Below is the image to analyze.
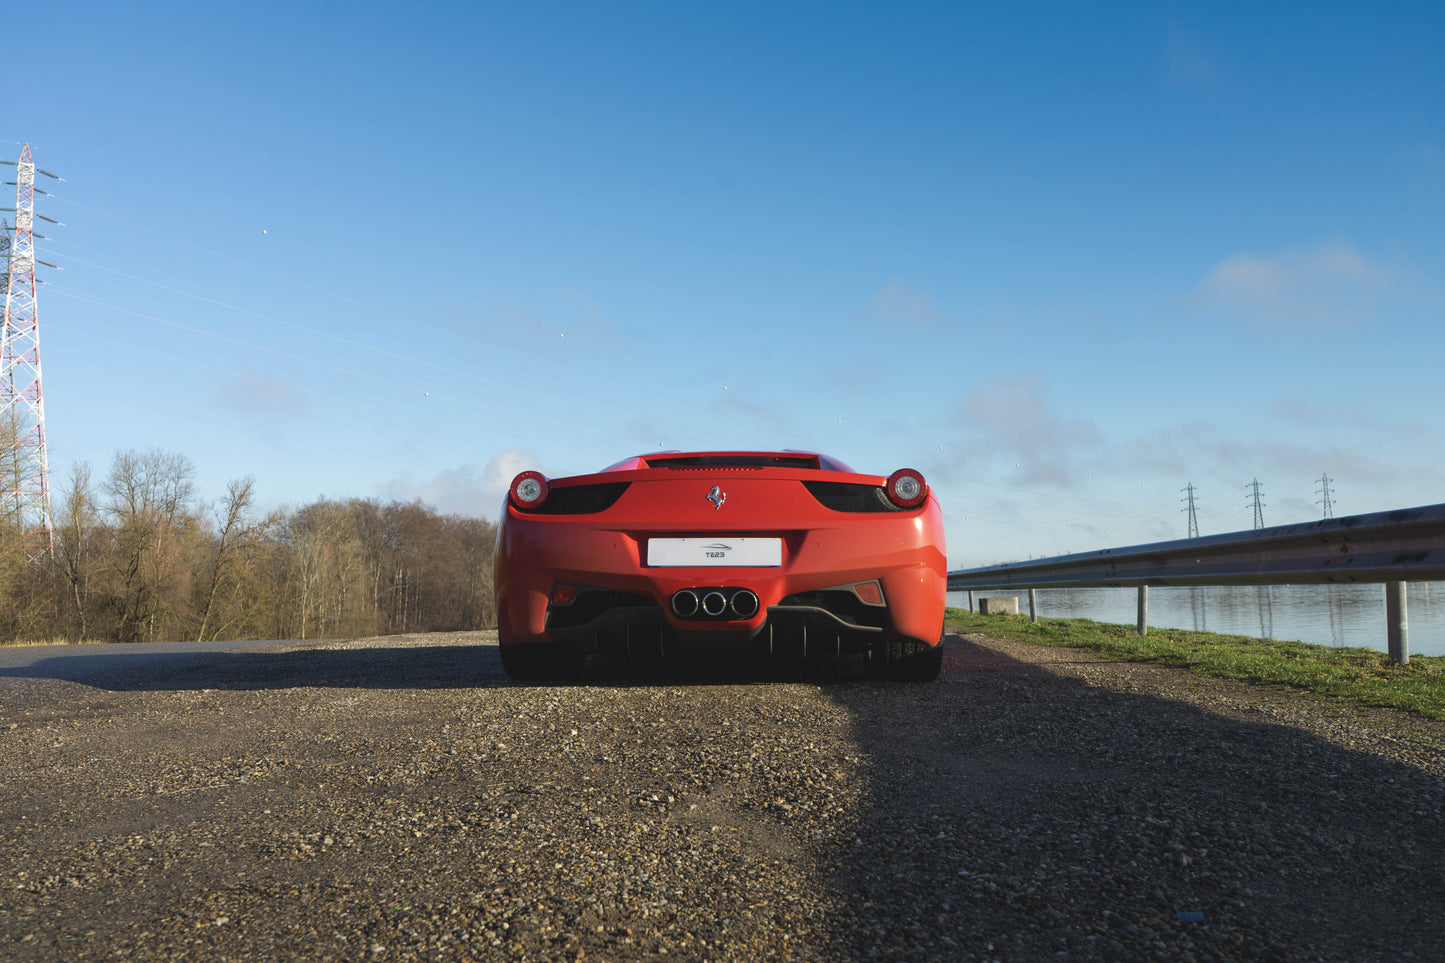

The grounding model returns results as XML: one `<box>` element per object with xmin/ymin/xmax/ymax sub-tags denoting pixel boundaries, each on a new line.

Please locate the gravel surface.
<box><xmin>2</xmin><ymin>629</ymin><xmax>1444</xmax><ymax>961</ymax></box>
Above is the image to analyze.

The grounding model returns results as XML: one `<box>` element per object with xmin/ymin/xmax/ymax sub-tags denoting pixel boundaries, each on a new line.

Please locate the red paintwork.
<box><xmin>494</xmin><ymin>451</ymin><xmax>945</xmax><ymax>652</ymax></box>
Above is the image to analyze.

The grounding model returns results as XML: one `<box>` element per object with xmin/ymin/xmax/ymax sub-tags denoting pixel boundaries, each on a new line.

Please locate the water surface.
<box><xmin>947</xmin><ymin>583</ymin><xmax>1445</xmax><ymax>657</ymax></box>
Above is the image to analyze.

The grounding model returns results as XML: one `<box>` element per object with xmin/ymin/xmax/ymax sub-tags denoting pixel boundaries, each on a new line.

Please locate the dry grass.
<box><xmin>0</xmin><ymin>636</ymin><xmax>109</xmax><ymax>648</ymax></box>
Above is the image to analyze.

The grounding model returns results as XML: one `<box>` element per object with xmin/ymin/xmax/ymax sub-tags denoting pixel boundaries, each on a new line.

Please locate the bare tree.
<box><xmin>195</xmin><ymin>476</ymin><xmax>276</xmax><ymax>642</ymax></box>
<box><xmin>284</xmin><ymin>500</ymin><xmax>373</xmax><ymax>640</ymax></box>
<box><xmin>348</xmin><ymin>501</ymin><xmax>496</xmax><ymax>634</ymax></box>
<box><xmin>101</xmin><ymin>449</ymin><xmax>199</xmax><ymax>642</ymax></box>
<box><xmin>52</xmin><ymin>462</ymin><xmax>99</xmax><ymax>639</ymax></box>
<box><xmin>0</xmin><ymin>441</ymin><xmax>501</xmax><ymax>642</ymax></box>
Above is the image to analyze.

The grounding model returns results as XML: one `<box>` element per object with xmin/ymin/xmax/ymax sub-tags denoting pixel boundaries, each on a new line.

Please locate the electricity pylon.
<box><xmin>1246</xmin><ymin>478</ymin><xmax>1266</xmax><ymax>530</ymax></box>
<box><xmin>1316</xmin><ymin>473</ymin><xmax>1335</xmax><ymax>519</ymax></box>
<box><xmin>1</xmin><ymin>144</ymin><xmax>59</xmax><ymax>559</ymax></box>
<box><xmin>1181</xmin><ymin>483</ymin><xmax>1199</xmax><ymax>538</ymax></box>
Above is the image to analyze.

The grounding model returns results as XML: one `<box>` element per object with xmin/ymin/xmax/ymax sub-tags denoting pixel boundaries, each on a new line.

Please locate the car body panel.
<box><xmin>494</xmin><ymin>452</ymin><xmax>946</xmax><ymax>670</ymax></box>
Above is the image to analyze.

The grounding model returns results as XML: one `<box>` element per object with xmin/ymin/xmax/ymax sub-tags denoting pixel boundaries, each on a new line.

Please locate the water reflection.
<box><xmin>1256</xmin><ymin>586</ymin><xmax>1274</xmax><ymax>643</ymax></box>
<box><xmin>1190</xmin><ymin>586</ymin><xmax>1207</xmax><ymax>634</ymax></box>
<box><xmin>947</xmin><ymin>582</ymin><xmax>1445</xmax><ymax>657</ymax></box>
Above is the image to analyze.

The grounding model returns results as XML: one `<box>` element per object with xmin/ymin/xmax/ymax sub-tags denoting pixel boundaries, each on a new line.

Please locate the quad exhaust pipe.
<box><xmin>730</xmin><ymin>589</ymin><xmax>760</xmax><ymax>618</ymax></box>
<box><xmin>702</xmin><ymin>590</ymin><xmax>728</xmax><ymax>617</ymax></box>
<box><xmin>671</xmin><ymin>587</ymin><xmax>759</xmax><ymax>621</ymax></box>
<box><xmin>672</xmin><ymin>589</ymin><xmax>700</xmax><ymax>617</ymax></box>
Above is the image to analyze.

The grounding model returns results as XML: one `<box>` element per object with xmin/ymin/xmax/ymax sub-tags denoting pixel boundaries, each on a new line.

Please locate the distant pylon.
<box><xmin>1316</xmin><ymin>473</ymin><xmax>1335</xmax><ymax>519</ymax></box>
<box><xmin>1</xmin><ymin>144</ymin><xmax>59</xmax><ymax>559</ymax></box>
<box><xmin>1246</xmin><ymin>478</ymin><xmax>1266</xmax><ymax>530</ymax></box>
<box><xmin>1181</xmin><ymin>483</ymin><xmax>1200</xmax><ymax>538</ymax></box>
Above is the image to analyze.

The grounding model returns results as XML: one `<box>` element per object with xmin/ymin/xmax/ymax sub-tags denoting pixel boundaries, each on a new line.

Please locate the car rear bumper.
<box><xmin>495</xmin><ymin>501</ymin><xmax>946</xmax><ymax>653</ymax></box>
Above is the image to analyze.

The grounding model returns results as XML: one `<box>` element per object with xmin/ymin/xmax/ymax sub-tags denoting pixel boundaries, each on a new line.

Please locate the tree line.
<box><xmin>2</xmin><ymin>449</ymin><xmax>498</xmax><ymax>644</ymax></box>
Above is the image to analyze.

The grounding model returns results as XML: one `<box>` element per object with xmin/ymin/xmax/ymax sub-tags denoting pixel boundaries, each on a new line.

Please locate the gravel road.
<box><xmin>2</xmin><ymin>629</ymin><xmax>1444</xmax><ymax>962</ymax></box>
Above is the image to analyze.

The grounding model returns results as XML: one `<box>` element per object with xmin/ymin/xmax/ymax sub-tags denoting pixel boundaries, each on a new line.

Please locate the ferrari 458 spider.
<box><xmin>494</xmin><ymin>451</ymin><xmax>946</xmax><ymax>681</ymax></box>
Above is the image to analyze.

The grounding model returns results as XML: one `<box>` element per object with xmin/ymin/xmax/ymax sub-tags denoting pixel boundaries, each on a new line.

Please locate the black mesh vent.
<box><xmin>647</xmin><ymin>454</ymin><xmax>819</xmax><ymax>469</ymax></box>
<box><xmin>776</xmin><ymin>589</ymin><xmax>890</xmax><ymax>629</ymax></box>
<box><xmin>802</xmin><ymin>481</ymin><xmax>906</xmax><ymax>513</ymax></box>
<box><xmin>547</xmin><ymin>590</ymin><xmax>656</xmax><ymax>630</ymax></box>
<box><xmin>520</xmin><ymin>482</ymin><xmax>630</xmax><ymax>515</ymax></box>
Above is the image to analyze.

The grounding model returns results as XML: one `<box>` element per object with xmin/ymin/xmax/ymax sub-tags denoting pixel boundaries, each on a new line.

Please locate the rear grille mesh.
<box><xmin>802</xmin><ymin>481</ymin><xmax>906</xmax><ymax>513</ymax></box>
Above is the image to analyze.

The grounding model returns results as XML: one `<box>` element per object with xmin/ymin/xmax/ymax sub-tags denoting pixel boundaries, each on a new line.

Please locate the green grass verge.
<box><xmin>945</xmin><ymin>607</ymin><xmax>1445</xmax><ymax>722</ymax></box>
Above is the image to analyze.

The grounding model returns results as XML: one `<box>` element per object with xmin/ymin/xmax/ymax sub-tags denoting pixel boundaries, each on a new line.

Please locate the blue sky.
<box><xmin>6</xmin><ymin>1</ymin><xmax>1442</xmax><ymax>567</ymax></box>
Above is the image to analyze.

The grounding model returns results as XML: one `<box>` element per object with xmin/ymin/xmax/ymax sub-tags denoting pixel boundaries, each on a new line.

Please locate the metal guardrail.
<box><xmin>946</xmin><ymin>502</ymin><xmax>1445</xmax><ymax>664</ymax></box>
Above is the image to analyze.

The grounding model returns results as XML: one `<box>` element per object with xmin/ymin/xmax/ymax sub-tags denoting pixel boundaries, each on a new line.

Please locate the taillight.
<box><xmin>885</xmin><ymin>468</ymin><xmax>928</xmax><ymax>508</ymax></box>
<box><xmin>509</xmin><ymin>470</ymin><xmax>549</xmax><ymax>509</ymax></box>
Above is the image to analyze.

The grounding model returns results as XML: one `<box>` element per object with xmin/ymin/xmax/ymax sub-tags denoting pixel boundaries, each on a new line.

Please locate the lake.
<box><xmin>946</xmin><ymin>582</ymin><xmax>1445</xmax><ymax>658</ymax></box>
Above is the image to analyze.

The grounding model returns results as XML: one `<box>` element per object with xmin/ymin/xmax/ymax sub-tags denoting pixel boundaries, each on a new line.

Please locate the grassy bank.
<box><xmin>945</xmin><ymin>608</ymin><xmax>1445</xmax><ymax>722</ymax></box>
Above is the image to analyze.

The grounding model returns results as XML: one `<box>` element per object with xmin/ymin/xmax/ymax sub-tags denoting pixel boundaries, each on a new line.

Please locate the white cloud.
<box><xmin>481</xmin><ymin>448</ymin><xmax>541</xmax><ymax>508</ymax></box>
<box><xmin>1195</xmin><ymin>242</ymin><xmax>1395</xmax><ymax>327</ymax></box>
<box><xmin>1164</xmin><ymin>23</ymin><xmax>1221</xmax><ymax>91</ymax></box>
<box><xmin>1414</xmin><ymin>143</ymin><xmax>1445</xmax><ymax>175</ymax></box>
<box><xmin>384</xmin><ymin>447</ymin><xmax>541</xmax><ymax>519</ymax></box>
<box><xmin>1121</xmin><ymin>426</ymin><xmax>1393</xmax><ymax>486</ymax></box>
<box><xmin>951</xmin><ymin>374</ymin><xmax>1104</xmax><ymax>486</ymax></box>
<box><xmin>863</xmin><ymin>279</ymin><xmax>949</xmax><ymax>330</ymax></box>
<box><xmin>213</xmin><ymin>372</ymin><xmax>309</xmax><ymax>418</ymax></box>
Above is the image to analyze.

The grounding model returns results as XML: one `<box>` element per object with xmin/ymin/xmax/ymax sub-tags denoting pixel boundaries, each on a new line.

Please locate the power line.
<box><xmin>41</xmin><ymin>185</ymin><xmax>789</xmax><ymax>454</ymax></box>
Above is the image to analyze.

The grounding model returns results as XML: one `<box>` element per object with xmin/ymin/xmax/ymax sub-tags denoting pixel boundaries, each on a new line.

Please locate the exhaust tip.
<box><xmin>671</xmin><ymin>589</ymin><xmax>700</xmax><ymax>617</ymax></box>
<box><xmin>701</xmin><ymin>591</ymin><xmax>728</xmax><ymax>617</ymax></box>
<box><xmin>730</xmin><ymin>589</ymin><xmax>759</xmax><ymax>618</ymax></box>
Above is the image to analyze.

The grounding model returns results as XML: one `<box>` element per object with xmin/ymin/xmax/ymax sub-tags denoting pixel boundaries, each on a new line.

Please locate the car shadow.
<box><xmin>0</xmin><ymin>635</ymin><xmax>869</xmax><ymax>692</ymax></box>
<box><xmin>0</xmin><ymin>640</ymin><xmax>512</xmax><ymax>692</ymax></box>
<box><xmin>815</xmin><ymin>631</ymin><xmax>1445</xmax><ymax>961</ymax></box>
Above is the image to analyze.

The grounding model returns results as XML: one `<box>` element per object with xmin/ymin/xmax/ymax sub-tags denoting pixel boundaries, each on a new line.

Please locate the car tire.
<box><xmin>500</xmin><ymin>640</ymin><xmax>584</xmax><ymax>682</ymax></box>
<box><xmin>899</xmin><ymin>641</ymin><xmax>944</xmax><ymax>683</ymax></box>
<box><xmin>866</xmin><ymin>637</ymin><xmax>943</xmax><ymax>683</ymax></box>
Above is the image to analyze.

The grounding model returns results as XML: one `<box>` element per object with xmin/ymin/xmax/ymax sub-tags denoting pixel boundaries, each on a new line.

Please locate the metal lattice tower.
<box><xmin>1</xmin><ymin>144</ymin><xmax>58</xmax><ymax>559</ymax></box>
<box><xmin>1246</xmin><ymin>478</ymin><xmax>1266</xmax><ymax>530</ymax></box>
<box><xmin>1181</xmin><ymin>483</ymin><xmax>1200</xmax><ymax>538</ymax></box>
<box><xmin>1316</xmin><ymin>473</ymin><xmax>1335</xmax><ymax>519</ymax></box>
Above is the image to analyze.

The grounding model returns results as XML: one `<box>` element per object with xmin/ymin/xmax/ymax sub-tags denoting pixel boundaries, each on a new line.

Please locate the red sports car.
<box><xmin>494</xmin><ymin>451</ymin><xmax>946</xmax><ymax>681</ymax></box>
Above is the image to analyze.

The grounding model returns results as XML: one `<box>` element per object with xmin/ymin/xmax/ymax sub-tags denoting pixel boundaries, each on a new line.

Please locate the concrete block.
<box><xmin>979</xmin><ymin>596</ymin><xmax>1019</xmax><ymax>616</ymax></box>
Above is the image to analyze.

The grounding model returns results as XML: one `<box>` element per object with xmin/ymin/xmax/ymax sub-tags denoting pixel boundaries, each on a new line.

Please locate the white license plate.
<box><xmin>648</xmin><ymin>537</ymin><xmax>782</xmax><ymax>567</ymax></box>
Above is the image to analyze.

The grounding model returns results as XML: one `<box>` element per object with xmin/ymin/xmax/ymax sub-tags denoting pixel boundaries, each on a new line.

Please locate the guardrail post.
<box><xmin>1137</xmin><ymin>586</ymin><xmax>1149</xmax><ymax>636</ymax></box>
<box><xmin>1028</xmin><ymin>589</ymin><xmax>1037</xmax><ymax>622</ymax></box>
<box><xmin>1386</xmin><ymin>581</ymin><xmax>1409</xmax><ymax>665</ymax></box>
<box><xmin>967</xmin><ymin>590</ymin><xmax>974</xmax><ymax>613</ymax></box>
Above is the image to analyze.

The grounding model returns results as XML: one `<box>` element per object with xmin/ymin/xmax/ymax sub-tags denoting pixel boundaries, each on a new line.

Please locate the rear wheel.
<box><xmin>866</xmin><ymin>637</ymin><xmax>943</xmax><ymax>683</ymax></box>
<box><xmin>500</xmin><ymin>640</ymin><xmax>584</xmax><ymax>682</ymax></box>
